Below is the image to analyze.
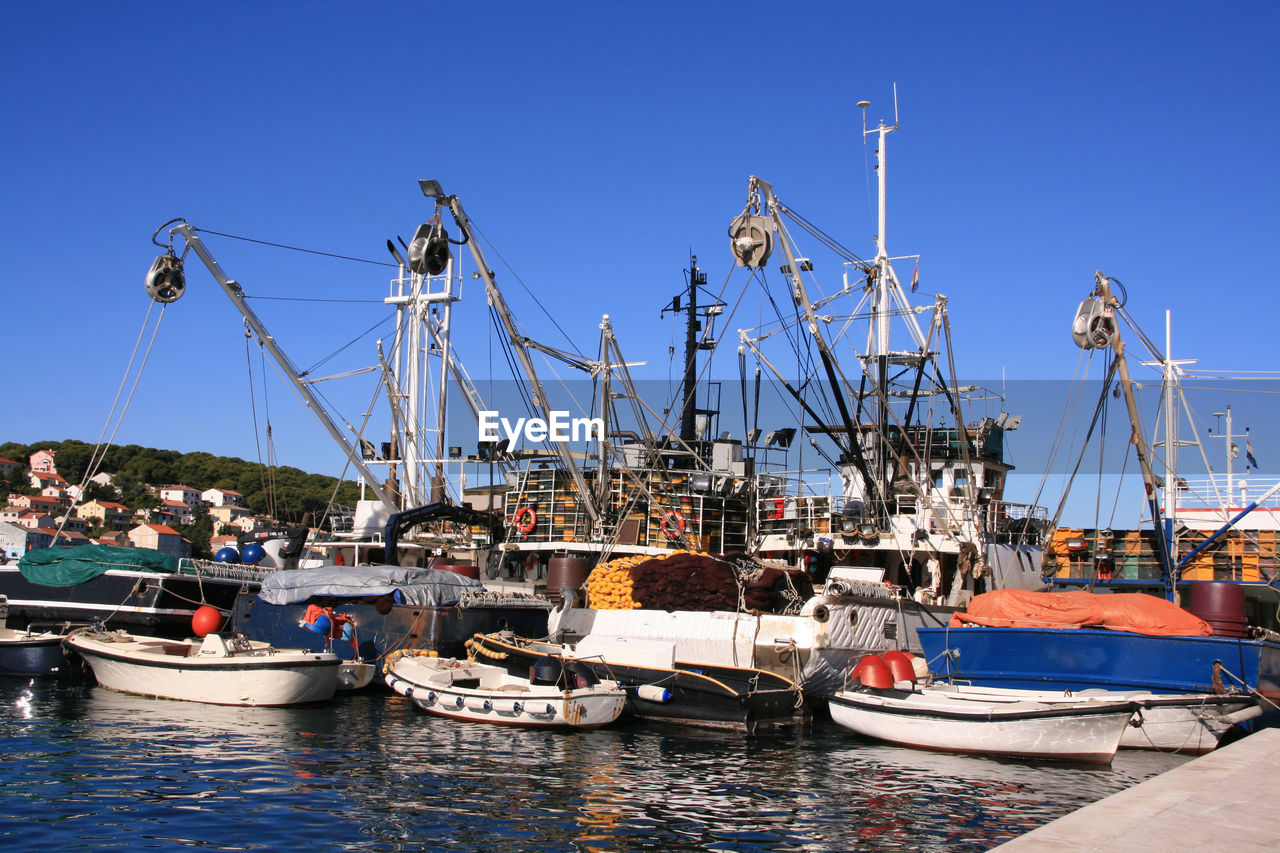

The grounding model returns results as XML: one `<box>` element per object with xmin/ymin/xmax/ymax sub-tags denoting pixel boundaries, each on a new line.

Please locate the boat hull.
<box><xmin>549</xmin><ymin>589</ymin><xmax>954</xmax><ymax>701</ymax></box>
<box><xmin>0</xmin><ymin>628</ymin><xmax>72</xmax><ymax>676</ymax></box>
<box><xmin>385</xmin><ymin>654</ymin><xmax>625</xmax><ymax>729</ymax></box>
<box><xmin>917</xmin><ymin>626</ymin><xmax>1280</xmax><ymax>729</ymax></box>
<box><xmin>925</xmin><ymin>683</ymin><xmax>1258</xmax><ymax>754</ymax></box>
<box><xmin>231</xmin><ymin>594</ymin><xmax>551</xmax><ymax>667</ymax></box>
<box><xmin>470</xmin><ymin>633</ymin><xmax>802</xmax><ymax>733</ymax></box>
<box><xmin>65</xmin><ymin>631</ymin><xmax>339</xmax><ymax>706</ymax></box>
<box><xmin>0</xmin><ymin>564</ymin><xmax>255</xmax><ymax>637</ymax></box>
<box><xmin>829</xmin><ymin>688</ymin><xmax>1136</xmax><ymax>764</ymax></box>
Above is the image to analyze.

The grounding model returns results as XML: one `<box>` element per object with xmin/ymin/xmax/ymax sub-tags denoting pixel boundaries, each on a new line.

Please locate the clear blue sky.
<box><xmin>4</xmin><ymin>2</ymin><xmax>1277</xmax><ymax>525</ymax></box>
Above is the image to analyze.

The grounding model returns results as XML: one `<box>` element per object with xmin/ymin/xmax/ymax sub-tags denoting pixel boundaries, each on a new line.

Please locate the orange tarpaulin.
<box><xmin>950</xmin><ymin>589</ymin><xmax>1214</xmax><ymax>637</ymax></box>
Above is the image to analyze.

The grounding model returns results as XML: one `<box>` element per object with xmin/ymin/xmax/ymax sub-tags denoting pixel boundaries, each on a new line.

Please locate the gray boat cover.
<box><xmin>256</xmin><ymin>565</ymin><xmax>482</xmax><ymax>606</ymax></box>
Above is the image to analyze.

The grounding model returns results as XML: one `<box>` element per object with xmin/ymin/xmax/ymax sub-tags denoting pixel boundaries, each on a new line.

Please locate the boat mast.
<box><xmin>1093</xmin><ymin>272</ymin><xmax>1177</xmax><ymax>597</ymax></box>
<box><xmin>424</xmin><ymin>181</ymin><xmax>603</xmax><ymax>529</ymax></box>
<box><xmin>661</xmin><ymin>255</ymin><xmax>719</xmax><ymax>445</ymax></box>
<box><xmin>170</xmin><ymin>223</ymin><xmax>396</xmax><ymax>509</ymax></box>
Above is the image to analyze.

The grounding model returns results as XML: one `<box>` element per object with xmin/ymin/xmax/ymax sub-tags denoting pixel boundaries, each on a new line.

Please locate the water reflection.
<box><xmin>0</xmin><ymin>680</ymin><xmax>1189</xmax><ymax>851</ymax></box>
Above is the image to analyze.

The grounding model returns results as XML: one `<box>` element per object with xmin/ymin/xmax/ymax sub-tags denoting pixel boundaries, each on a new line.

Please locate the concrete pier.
<box><xmin>996</xmin><ymin>729</ymin><xmax>1280</xmax><ymax>850</ymax></box>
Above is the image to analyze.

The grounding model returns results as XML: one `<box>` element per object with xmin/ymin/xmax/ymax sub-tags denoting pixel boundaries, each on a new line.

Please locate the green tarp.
<box><xmin>18</xmin><ymin>545</ymin><xmax>180</xmax><ymax>587</ymax></box>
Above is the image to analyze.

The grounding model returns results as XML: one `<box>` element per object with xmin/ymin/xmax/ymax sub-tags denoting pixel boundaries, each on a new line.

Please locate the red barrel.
<box><xmin>1187</xmin><ymin>582</ymin><xmax>1248</xmax><ymax>638</ymax></box>
<box><xmin>546</xmin><ymin>556</ymin><xmax>590</xmax><ymax>599</ymax></box>
<box><xmin>431</xmin><ymin>559</ymin><xmax>479</xmax><ymax>580</ymax></box>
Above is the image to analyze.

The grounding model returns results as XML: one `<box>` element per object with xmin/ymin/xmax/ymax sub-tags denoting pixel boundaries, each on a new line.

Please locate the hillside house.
<box><xmin>202</xmin><ymin>488</ymin><xmax>245</xmax><ymax>508</ymax></box>
<box><xmin>29</xmin><ymin>449</ymin><xmax>58</xmax><ymax>474</ymax></box>
<box><xmin>0</xmin><ymin>458</ymin><xmax>22</xmax><ymax>481</ymax></box>
<box><xmin>159</xmin><ymin>485</ymin><xmax>203</xmax><ymax>507</ymax></box>
<box><xmin>9</xmin><ymin>495</ymin><xmax>62</xmax><ymax>516</ymax></box>
<box><xmin>30</xmin><ymin>471</ymin><xmax>67</xmax><ymax>491</ymax></box>
<box><xmin>128</xmin><ymin>523</ymin><xmax>190</xmax><ymax>558</ymax></box>
<box><xmin>0</xmin><ymin>521</ymin><xmax>52</xmax><ymax>559</ymax></box>
<box><xmin>79</xmin><ymin>499</ymin><xmax>133</xmax><ymax>530</ymax></box>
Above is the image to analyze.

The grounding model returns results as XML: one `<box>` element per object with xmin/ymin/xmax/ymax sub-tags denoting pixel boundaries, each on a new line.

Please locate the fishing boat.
<box><xmin>918</xmin><ymin>273</ymin><xmax>1280</xmax><ymax>728</ymax></box>
<box><xmin>0</xmin><ymin>544</ymin><xmax>271</xmax><ymax>640</ymax></box>
<box><xmin>0</xmin><ymin>597</ymin><xmax>81</xmax><ymax>676</ymax></box>
<box><xmin>140</xmin><ymin>218</ymin><xmax>559</xmax><ymax>667</ymax></box>
<box><xmin>530</xmin><ymin>102</ymin><xmax>1046</xmax><ymax>698</ymax></box>
<box><xmin>384</xmin><ymin>649</ymin><xmax>626</xmax><ymax>729</ymax></box>
<box><xmin>64</xmin><ymin>625</ymin><xmax>340</xmax><ymax>706</ymax></box>
<box><xmin>469</xmin><ymin>631</ymin><xmax>803</xmax><ymax>733</ymax></box>
<box><xmin>829</xmin><ymin>654</ymin><xmax>1137</xmax><ymax>764</ymax></box>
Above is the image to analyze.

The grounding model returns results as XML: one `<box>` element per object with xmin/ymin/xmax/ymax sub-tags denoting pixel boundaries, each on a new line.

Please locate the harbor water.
<box><xmin>1</xmin><ymin>678</ymin><xmax>1189</xmax><ymax>851</ymax></box>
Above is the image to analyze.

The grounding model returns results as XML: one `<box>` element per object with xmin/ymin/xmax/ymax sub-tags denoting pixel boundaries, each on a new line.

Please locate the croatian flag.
<box><xmin>1247</xmin><ymin>431</ymin><xmax>1258</xmax><ymax>469</ymax></box>
<box><xmin>911</xmin><ymin>261</ymin><xmax>919</xmax><ymax>292</ymax></box>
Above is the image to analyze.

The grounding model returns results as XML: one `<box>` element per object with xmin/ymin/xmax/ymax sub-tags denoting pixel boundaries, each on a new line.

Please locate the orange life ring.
<box><xmin>770</xmin><ymin>498</ymin><xmax>785</xmax><ymax>520</ymax></box>
<box><xmin>659</xmin><ymin>510</ymin><xmax>685</xmax><ymax>540</ymax></box>
<box><xmin>514</xmin><ymin>506</ymin><xmax>537</xmax><ymax>535</ymax></box>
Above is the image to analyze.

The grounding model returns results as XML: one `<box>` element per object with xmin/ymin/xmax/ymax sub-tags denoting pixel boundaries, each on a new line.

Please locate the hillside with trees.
<box><xmin>0</xmin><ymin>439</ymin><xmax>362</xmax><ymax>527</ymax></box>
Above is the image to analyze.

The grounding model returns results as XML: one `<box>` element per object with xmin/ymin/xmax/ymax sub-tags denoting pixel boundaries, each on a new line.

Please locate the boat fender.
<box><xmin>454</xmin><ymin>696</ymin><xmax>465</xmax><ymax>708</ymax></box>
<box><xmin>636</xmin><ymin>684</ymin><xmax>673</xmax><ymax>703</ymax></box>
<box><xmin>425</xmin><ymin>691</ymin><xmax>437</xmax><ymax>705</ymax></box>
<box><xmin>543</xmin><ymin>704</ymin><xmax>555</xmax><ymax>715</ymax></box>
<box><xmin>881</xmin><ymin>650</ymin><xmax>917</xmax><ymax>684</ymax></box>
<box><xmin>852</xmin><ymin>655</ymin><xmax>894</xmax><ymax>690</ymax></box>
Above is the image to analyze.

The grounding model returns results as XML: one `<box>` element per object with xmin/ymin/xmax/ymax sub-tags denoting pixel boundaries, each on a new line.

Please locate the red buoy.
<box><xmin>191</xmin><ymin>605</ymin><xmax>222</xmax><ymax>637</ymax></box>
<box><xmin>881</xmin><ymin>650</ymin><xmax>918</xmax><ymax>684</ymax></box>
<box><xmin>852</xmin><ymin>655</ymin><xmax>894</xmax><ymax>690</ymax></box>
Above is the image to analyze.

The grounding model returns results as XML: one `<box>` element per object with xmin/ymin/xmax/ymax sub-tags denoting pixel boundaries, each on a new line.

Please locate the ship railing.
<box><xmin>175</xmin><ymin>558</ymin><xmax>278</xmax><ymax>582</ymax></box>
<box><xmin>1175</xmin><ymin>476</ymin><xmax>1280</xmax><ymax>512</ymax></box>
<box><xmin>981</xmin><ymin>500</ymin><xmax>1049</xmax><ymax>545</ymax></box>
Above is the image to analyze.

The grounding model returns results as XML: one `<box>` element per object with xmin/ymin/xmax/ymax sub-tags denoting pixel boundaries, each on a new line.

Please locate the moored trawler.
<box><xmin>920</xmin><ymin>273</ymin><xmax>1280</xmax><ymax>730</ymax></box>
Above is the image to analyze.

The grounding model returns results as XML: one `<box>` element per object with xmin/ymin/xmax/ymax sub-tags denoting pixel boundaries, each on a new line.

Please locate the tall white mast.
<box><xmin>861</xmin><ymin>103</ymin><xmax>898</xmax><ymax>358</ymax></box>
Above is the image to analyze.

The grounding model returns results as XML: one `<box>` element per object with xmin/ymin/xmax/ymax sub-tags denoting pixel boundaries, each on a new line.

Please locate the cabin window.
<box><xmin>983</xmin><ymin>470</ymin><xmax>1002</xmax><ymax>489</ymax></box>
<box><xmin>931</xmin><ymin>468</ymin><xmax>945</xmax><ymax>488</ymax></box>
<box><xmin>953</xmin><ymin>470</ymin><xmax>970</xmax><ymax>487</ymax></box>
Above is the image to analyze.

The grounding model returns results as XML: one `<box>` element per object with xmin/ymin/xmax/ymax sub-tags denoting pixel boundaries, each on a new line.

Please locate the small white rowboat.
<box><xmin>385</xmin><ymin>651</ymin><xmax>626</xmax><ymax>730</ymax></box>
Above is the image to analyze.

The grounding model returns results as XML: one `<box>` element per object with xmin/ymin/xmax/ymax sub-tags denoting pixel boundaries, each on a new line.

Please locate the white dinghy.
<box><xmin>830</xmin><ymin>653</ymin><xmax>1138</xmax><ymax>765</ymax></box>
<box><xmin>65</xmin><ymin>626</ymin><xmax>340</xmax><ymax>706</ymax></box>
<box><xmin>384</xmin><ymin>650</ymin><xmax>626</xmax><ymax>730</ymax></box>
<box><xmin>931</xmin><ymin>682</ymin><xmax>1260</xmax><ymax>755</ymax></box>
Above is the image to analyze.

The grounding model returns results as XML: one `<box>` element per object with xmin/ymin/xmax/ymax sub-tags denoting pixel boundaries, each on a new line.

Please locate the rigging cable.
<box><xmin>63</xmin><ymin>300</ymin><xmax>168</xmax><ymax>536</ymax></box>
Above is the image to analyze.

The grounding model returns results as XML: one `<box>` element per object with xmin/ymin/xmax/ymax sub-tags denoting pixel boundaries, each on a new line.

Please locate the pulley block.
<box><xmin>408</xmin><ymin>221</ymin><xmax>452</xmax><ymax>276</ymax></box>
<box><xmin>145</xmin><ymin>252</ymin><xmax>186</xmax><ymax>303</ymax></box>
<box><xmin>728</xmin><ymin>212</ymin><xmax>773</xmax><ymax>268</ymax></box>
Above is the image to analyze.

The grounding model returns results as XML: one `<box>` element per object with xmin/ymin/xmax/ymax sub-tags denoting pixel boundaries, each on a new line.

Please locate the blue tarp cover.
<box><xmin>257</xmin><ymin>565</ymin><xmax>482</xmax><ymax>606</ymax></box>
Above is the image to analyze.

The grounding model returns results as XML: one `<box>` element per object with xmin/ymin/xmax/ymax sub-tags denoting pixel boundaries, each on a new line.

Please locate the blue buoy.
<box><xmin>304</xmin><ymin>614</ymin><xmax>332</xmax><ymax>636</ymax></box>
<box><xmin>214</xmin><ymin>547</ymin><xmax>240</xmax><ymax>563</ymax></box>
<box><xmin>241</xmin><ymin>543</ymin><xmax>267</xmax><ymax>565</ymax></box>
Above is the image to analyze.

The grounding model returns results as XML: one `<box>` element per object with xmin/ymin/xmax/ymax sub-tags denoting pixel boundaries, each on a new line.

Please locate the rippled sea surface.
<box><xmin>0</xmin><ymin>678</ymin><xmax>1188</xmax><ymax>851</ymax></box>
